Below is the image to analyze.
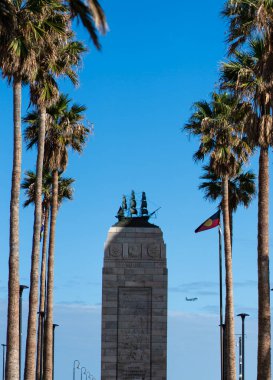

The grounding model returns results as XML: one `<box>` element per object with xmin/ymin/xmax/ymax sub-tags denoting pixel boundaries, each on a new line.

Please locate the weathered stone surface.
<box><xmin>101</xmin><ymin>224</ymin><xmax>167</xmax><ymax>380</ymax></box>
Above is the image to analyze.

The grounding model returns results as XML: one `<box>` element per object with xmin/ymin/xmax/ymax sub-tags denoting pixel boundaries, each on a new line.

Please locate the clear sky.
<box><xmin>0</xmin><ymin>0</ymin><xmax>271</xmax><ymax>379</ymax></box>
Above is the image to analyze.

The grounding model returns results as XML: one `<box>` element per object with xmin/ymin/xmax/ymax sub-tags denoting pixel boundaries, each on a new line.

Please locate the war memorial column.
<box><xmin>101</xmin><ymin>192</ymin><xmax>168</xmax><ymax>380</ymax></box>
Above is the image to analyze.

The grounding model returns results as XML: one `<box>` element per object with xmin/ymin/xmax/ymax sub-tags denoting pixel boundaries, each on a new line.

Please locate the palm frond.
<box><xmin>24</xmin><ymin>93</ymin><xmax>90</xmax><ymax>171</ymax></box>
<box><xmin>199</xmin><ymin>163</ymin><xmax>256</xmax><ymax>212</ymax></box>
<box><xmin>184</xmin><ymin>91</ymin><xmax>253</xmax><ymax>177</ymax></box>
<box><xmin>21</xmin><ymin>168</ymin><xmax>75</xmax><ymax>207</ymax></box>
<box><xmin>68</xmin><ymin>0</ymin><xmax>107</xmax><ymax>49</ymax></box>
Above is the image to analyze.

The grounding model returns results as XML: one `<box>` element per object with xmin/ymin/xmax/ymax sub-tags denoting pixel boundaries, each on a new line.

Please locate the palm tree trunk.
<box><xmin>36</xmin><ymin>204</ymin><xmax>49</xmax><ymax>380</ymax></box>
<box><xmin>24</xmin><ymin>105</ymin><xmax>47</xmax><ymax>380</ymax></box>
<box><xmin>44</xmin><ymin>169</ymin><xmax>58</xmax><ymax>380</ymax></box>
<box><xmin>229</xmin><ymin>208</ymin><xmax>233</xmax><ymax>249</ymax></box>
<box><xmin>5</xmin><ymin>76</ymin><xmax>22</xmax><ymax>380</ymax></box>
<box><xmin>257</xmin><ymin>147</ymin><xmax>271</xmax><ymax>380</ymax></box>
<box><xmin>222</xmin><ymin>175</ymin><xmax>236</xmax><ymax>380</ymax></box>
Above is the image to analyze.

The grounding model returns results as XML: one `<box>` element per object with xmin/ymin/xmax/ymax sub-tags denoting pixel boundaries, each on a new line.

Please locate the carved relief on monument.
<box><xmin>147</xmin><ymin>243</ymin><xmax>161</xmax><ymax>259</ymax></box>
<box><xmin>128</xmin><ymin>244</ymin><xmax>141</xmax><ymax>259</ymax></box>
<box><xmin>117</xmin><ymin>288</ymin><xmax>151</xmax><ymax>380</ymax></box>
<box><xmin>109</xmin><ymin>243</ymin><xmax>123</xmax><ymax>258</ymax></box>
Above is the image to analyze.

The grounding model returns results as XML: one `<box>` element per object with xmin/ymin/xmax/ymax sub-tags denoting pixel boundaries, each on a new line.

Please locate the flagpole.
<box><xmin>219</xmin><ymin>225</ymin><xmax>224</xmax><ymax>380</ymax></box>
<box><xmin>194</xmin><ymin>210</ymin><xmax>223</xmax><ymax>378</ymax></box>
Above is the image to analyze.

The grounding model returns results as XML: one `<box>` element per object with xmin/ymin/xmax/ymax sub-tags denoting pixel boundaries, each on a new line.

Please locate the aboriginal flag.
<box><xmin>195</xmin><ymin>210</ymin><xmax>220</xmax><ymax>233</ymax></box>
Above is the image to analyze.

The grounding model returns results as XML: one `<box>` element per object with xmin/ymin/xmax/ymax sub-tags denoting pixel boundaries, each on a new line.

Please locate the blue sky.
<box><xmin>0</xmin><ymin>0</ymin><xmax>271</xmax><ymax>379</ymax></box>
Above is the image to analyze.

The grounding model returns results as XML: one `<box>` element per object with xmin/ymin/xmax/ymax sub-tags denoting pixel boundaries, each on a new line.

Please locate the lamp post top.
<box><xmin>237</xmin><ymin>313</ymin><xmax>250</xmax><ymax>319</ymax></box>
<box><xmin>19</xmin><ymin>285</ymin><xmax>29</xmax><ymax>294</ymax></box>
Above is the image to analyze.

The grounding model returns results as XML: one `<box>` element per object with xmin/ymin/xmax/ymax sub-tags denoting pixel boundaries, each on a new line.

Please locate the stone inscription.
<box><xmin>117</xmin><ymin>288</ymin><xmax>151</xmax><ymax>380</ymax></box>
<box><xmin>105</xmin><ymin>261</ymin><xmax>165</xmax><ymax>269</ymax></box>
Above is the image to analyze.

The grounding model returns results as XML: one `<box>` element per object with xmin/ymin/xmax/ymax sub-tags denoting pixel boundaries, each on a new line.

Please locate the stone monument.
<box><xmin>101</xmin><ymin>192</ymin><xmax>167</xmax><ymax>380</ymax></box>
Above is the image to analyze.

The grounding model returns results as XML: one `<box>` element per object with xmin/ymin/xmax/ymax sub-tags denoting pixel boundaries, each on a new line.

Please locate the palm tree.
<box><xmin>0</xmin><ymin>2</ymin><xmax>67</xmax><ymax>378</ymax></box>
<box><xmin>20</xmin><ymin>21</ymin><xmax>85</xmax><ymax>380</ymax></box>
<box><xmin>23</xmin><ymin>31</ymin><xmax>86</xmax><ymax>380</ymax></box>
<box><xmin>221</xmin><ymin>33</ymin><xmax>272</xmax><ymax>378</ymax></box>
<box><xmin>0</xmin><ymin>1</ymin><xmax>101</xmax><ymax>377</ymax></box>
<box><xmin>24</xmin><ymin>94</ymin><xmax>89</xmax><ymax>380</ymax></box>
<box><xmin>21</xmin><ymin>170</ymin><xmax>74</xmax><ymax>380</ymax></box>
<box><xmin>184</xmin><ymin>92</ymin><xmax>252</xmax><ymax>380</ymax></box>
<box><xmin>199</xmin><ymin>164</ymin><xmax>256</xmax><ymax>245</ymax></box>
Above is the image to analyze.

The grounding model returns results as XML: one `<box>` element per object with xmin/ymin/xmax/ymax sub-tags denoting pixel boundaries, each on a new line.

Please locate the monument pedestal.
<box><xmin>101</xmin><ymin>224</ymin><xmax>167</xmax><ymax>380</ymax></box>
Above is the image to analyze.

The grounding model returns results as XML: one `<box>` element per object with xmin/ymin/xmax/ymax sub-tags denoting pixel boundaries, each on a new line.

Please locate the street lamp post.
<box><xmin>1</xmin><ymin>344</ymin><xmax>6</xmax><ymax>380</ymax></box>
<box><xmin>237</xmin><ymin>313</ymin><xmax>250</xmax><ymax>380</ymax></box>
<box><xmin>81</xmin><ymin>367</ymin><xmax>86</xmax><ymax>380</ymax></box>
<box><xmin>52</xmin><ymin>324</ymin><xmax>59</xmax><ymax>380</ymax></box>
<box><xmin>73</xmin><ymin>360</ymin><xmax>80</xmax><ymax>380</ymax></box>
<box><xmin>239</xmin><ymin>336</ymin><xmax>242</xmax><ymax>379</ymax></box>
<box><xmin>19</xmin><ymin>285</ymin><xmax>28</xmax><ymax>380</ymax></box>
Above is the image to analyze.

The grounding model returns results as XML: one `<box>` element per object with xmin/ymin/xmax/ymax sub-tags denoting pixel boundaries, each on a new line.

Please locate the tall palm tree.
<box><xmin>0</xmin><ymin>1</ymin><xmax>101</xmax><ymax>378</ymax></box>
<box><xmin>24</xmin><ymin>94</ymin><xmax>89</xmax><ymax>380</ymax></box>
<box><xmin>199</xmin><ymin>164</ymin><xmax>256</xmax><ymax>245</ymax></box>
<box><xmin>21</xmin><ymin>170</ymin><xmax>74</xmax><ymax>380</ymax></box>
<box><xmin>184</xmin><ymin>92</ymin><xmax>252</xmax><ymax>380</ymax></box>
<box><xmin>23</xmin><ymin>34</ymin><xmax>85</xmax><ymax>380</ymax></box>
<box><xmin>221</xmin><ymin>32</ymin><xmax>273</xmax><ymax>378</ymax></box>
<box><xmin>0</xmin><ymin>2</ymin><xmax>67</xmax><ymax>378</ymax></box>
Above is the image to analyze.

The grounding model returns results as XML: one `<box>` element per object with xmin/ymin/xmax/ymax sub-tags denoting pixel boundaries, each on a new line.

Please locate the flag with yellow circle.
<box><xmin>195</xmin><ymin>210</ymin><xmax>220</xmax><ymax>233</ymax></box>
